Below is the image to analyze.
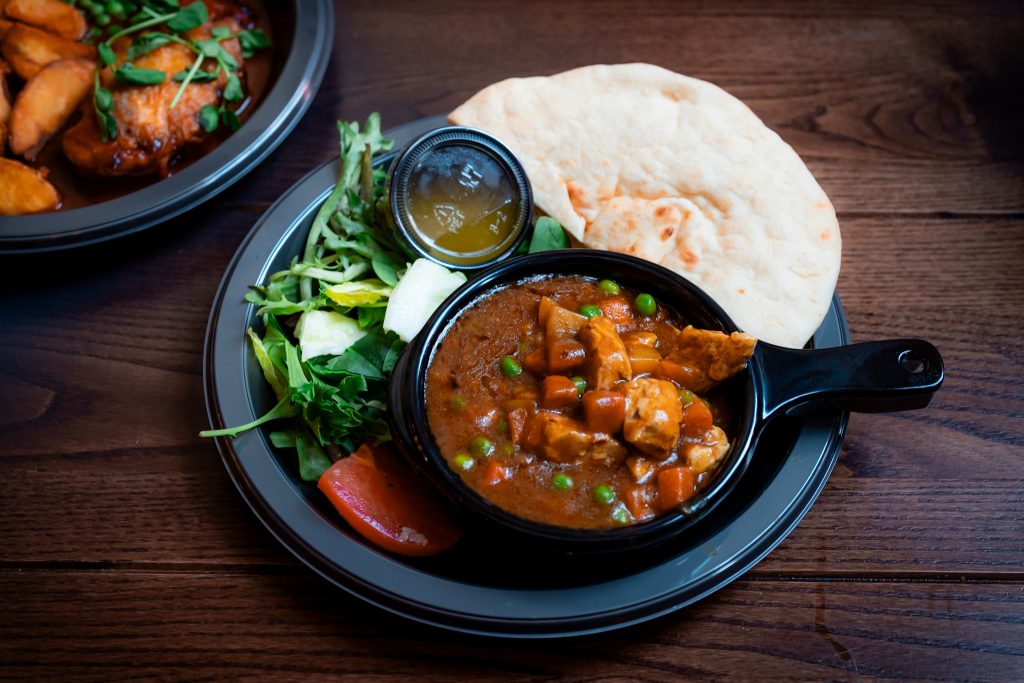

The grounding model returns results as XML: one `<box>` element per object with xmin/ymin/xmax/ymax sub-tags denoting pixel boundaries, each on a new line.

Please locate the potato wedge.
<box><xmin>3</xmin><ymin>0</ymin><xmax>88</xmax><ymax>40</ymax></box>
<box><xmin>0</xmin><ymin>157</ymin><xmax>60</xmax><ymax>215</ymax></box>
<box><xmin>9</xmin><ymin>57</ymin><xmax>93</xmax><ymax>160</ymax></box>
<box><xmin>0</xmin><ymin>65</ymin><xmax>9</xmax><ymax>151</ymax></box>
<box><xmin>1</xmin><ymin>23</ymin><xmax>95</xmax><ymax>80</ymax></box>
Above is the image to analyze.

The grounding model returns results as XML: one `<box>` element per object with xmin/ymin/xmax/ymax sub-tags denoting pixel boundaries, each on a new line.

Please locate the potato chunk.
<box><xmin>1</xmin><ymin>23</ymin><xmax>95</xmax><ymax>80</ymax></box>
<box><xmin>4</xmin><ymin>0</ymin><xmax>88</xmax><ymax>40</ymax></box>
<box><xmin>0</xmin><ymin>157</ymin><xmax>60</xmax><ymax>215</ymax></box>
<box><xmin>0</xmin><ymin>65</ymin><xmax>9</xmax><ymax>151</ymax></box>
<box><xmin>9</xmin><ymin>57</ymin><xmax>93</xmax><ymax>160</ymax></box>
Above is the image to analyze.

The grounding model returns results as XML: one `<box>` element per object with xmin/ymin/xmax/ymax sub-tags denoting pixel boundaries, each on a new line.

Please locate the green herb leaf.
<box><xmin>211</xmin><ymin>26</ymin><xmax>232</xmax><ymax>39</ymax></box>
<box><xmin>94</xmin><ymin>85</ymin><xmax>114</xmax><ymax>112</ymax></box>
<box><xmin>198</xmin><ymin>103</ymin><xmax>219</xmax><ymax>131</ymax></box>
<box><xmin>223</xmin><ymin>71</ymin><xmax>243</xmax><ymax>101</ymax></box>
<box><xmin>527</xmin><ymin>216</ymin><xmax>570</xmax><ymax>253</ymax></box>
<box><xmin>143</xmin><ymin>0</ymin><xmax>179</xmax><ymax>13</ymax></box>
<box><xmin>98</xmin><ymin>42</ymin><xmax>117</xmax><ymax>66</ymax></box>
<box><xmin>221</xmin><ymin>107</ymin><xmax>240</xmax><ymax>131</ymax></box>
<box><xmin>126</xmin><ymin>32</ymin><xmax>172</xmax><ymax>59</ymax></box>
<box><xmin>238</xmin><ymin>28</ymin><xmax>270</xmax><ymax>58</ymax></box>
<box><xmin>171</xmin><ymin>68</ymin><xmax>217</xmax><ymax>82</ymax></box>
<box><xmin>114</xmin><ymin>63</ymin><xmax>167</xmax><ymax>85</ymax></box>
<box><xmin>166</xmin><ymin>0</ymin><xmax>207</xmax><ymax>32</ymax></box>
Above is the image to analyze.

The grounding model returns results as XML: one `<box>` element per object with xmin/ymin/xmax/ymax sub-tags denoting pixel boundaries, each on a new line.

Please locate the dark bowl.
<box><xmin>387</xmin><ymin>249</ymin><xmax>944</xmax><ymax>554</ymax></box>
<box><xmin>0</xmin><ymin>0</ymin><xmax>332</xmax><ymax>253</ymax></box>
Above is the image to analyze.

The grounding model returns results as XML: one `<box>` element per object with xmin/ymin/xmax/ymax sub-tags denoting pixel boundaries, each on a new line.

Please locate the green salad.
<box><xmin>202</xmin><ymin>114</ymin><xmax>568</xmax><ymax>482</ymax></box>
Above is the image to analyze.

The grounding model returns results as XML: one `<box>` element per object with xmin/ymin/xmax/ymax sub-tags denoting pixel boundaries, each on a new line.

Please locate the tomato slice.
<box><xmin>317</xmin><ymin>443</ymin><xmax>463</xmax><ymax>557</ymax></box>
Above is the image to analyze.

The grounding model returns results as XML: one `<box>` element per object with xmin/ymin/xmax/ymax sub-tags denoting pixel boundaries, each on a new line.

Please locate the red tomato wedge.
<box><xmin>317</xmin><ymin>443</ymin><xmax>464</xmax><ymax>557</ymax></box>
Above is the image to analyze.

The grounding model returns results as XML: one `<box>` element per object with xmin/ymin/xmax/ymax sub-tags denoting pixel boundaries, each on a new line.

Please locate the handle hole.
<box><xmin>899</xmin><ymin>350</ymin><xmax>926</xmax><ymax>374</ymax></box>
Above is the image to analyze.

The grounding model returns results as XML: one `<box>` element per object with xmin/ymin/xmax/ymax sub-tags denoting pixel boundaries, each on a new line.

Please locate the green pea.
<box><xmin>517</xmin><ymin>341</ymin><xmax>532</xmax><ymax>354</ymax></box>
<box><xmin>94</xmin><ymin>12</ymin><xmax>111</xmax><ymax>25</ymax></box>
<box><xmin>501</xmin><ymin>442</ymin><xmax>515</xmax><ymax>456</ymax></box>
<box><xmin>571</xmin><ymin>376</ymin><xmax>587</xmax><ymax>397</ymax></box>
<box><xmin>106</xmin><ymin>0</ymin><xmax>125</xmax><ymax>17</ymax></box>
<box><xmin>552</xmin><ymin>473</ymin><xmax>573</xmax><ymax>490</ymax></box>
<box><xmin>449</xmin><ymin>396</ymin><xmax>466</xmax><ymax>411</ymax></box>
<box><xmin>497</xmin><ymin>418</ymin><xmax>509</xmax><ymax>434</ymax></box>
<box><xmin>633</xmin><ymin>293</ymin><xmax>656</xmax><ymax>317</ymax></box>
<box><xmin>611</xmin><ymin>503</ymin><xmax>634</xmax><ymax>525</ymax></box>
<box><xmin>469</xmin><ymin>435</ymin><xmax>494</xmax><ymax>458</ymax></box>
<box><xmin>579</xmin><ymin>304</ymin><xmax>602</xmax><ymax>318</ymax></box>
<box><xmin>453</xmin><ymin>453</ymin><xmax>475</xmax><ymax>471</ymax></box>
<box><xmin>499</xmin><ymin>356</ymin><xmax>522</xmax><ymax>378</ymax></box>
<box><xmin>678</xmin><ymin>388</ymin><xmax>696</xmax><ymax>408</ymax></box>
<box><xmin>593</xmin><ymin>484</ymin><xmax>615</xmax><ymax>505</ymax></box>
<box><xmin>598</xmin><ymin>279</ymin><xmax>621</xmax><ymax>295</ymax></box>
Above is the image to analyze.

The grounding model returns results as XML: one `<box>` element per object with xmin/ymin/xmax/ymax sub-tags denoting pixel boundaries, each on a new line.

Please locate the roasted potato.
<box><xmin>9</xmin><ymin>57</ymin><xmax>93</xmax><ymax>160</ymax></box>
<box><xmin>0</xmin><ymin>157</ymin><xmax>60</xmax><ymax>215</ymax></box>
<box><xmin>0</xmin><ymin>64</ymin><xmax>9</xmax><ymax>151</ymax></box>
<box><xmin>1</xmin><ymin>22</ymin><xmax>95</xmax><ymax>80</ymax></box>
<box><xmin>3</xmin><ymin>0</ymin><xmax>88</xmax><ymax>40</ymax></box>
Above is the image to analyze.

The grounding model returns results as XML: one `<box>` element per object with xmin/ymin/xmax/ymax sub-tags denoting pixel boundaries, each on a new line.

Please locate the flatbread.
<box><xmin>449</xmin><ymin>63</ymin><xmax>841</xmax><ymax>348</ymax></box>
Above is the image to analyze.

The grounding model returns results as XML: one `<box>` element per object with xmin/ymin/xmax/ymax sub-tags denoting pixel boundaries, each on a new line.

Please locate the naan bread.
<box><xmin>449</xmin><ymin>63</ymin><xmax>841</xmax><ymax>348</ymax></box>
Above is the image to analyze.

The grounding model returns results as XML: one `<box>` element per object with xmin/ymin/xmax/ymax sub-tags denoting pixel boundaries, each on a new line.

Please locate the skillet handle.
<box><xmin>755</xmin><ymin>339</ymin><xmax>944</xmax><ymax>421</ymax></box>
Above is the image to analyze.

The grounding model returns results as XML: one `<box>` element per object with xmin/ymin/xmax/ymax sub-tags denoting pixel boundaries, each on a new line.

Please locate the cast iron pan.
<box><xmin>388</xmin><ymin>250</ymin><xmax>943</xmax><ymax>554</ymax></box>
<box><xmin>204</xmin><ymin>116</ymin><xmax>857</xmax><ymax>637</ymax></box>
<box><xmin>0</xmin><ymin>0</ymin><xmax>332</xmax><ymax>253</ymax></box>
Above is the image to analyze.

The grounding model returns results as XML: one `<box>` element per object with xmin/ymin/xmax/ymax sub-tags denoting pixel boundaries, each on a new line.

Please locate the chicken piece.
<box><xmin>685</xmin><ymin>425</ymin><xmax>730</xmax><ymax>474</ymax></box>
<box><xmin>664</xmin><ymin>326</ymin><xmax>756</xmax><ymax>393</ymax></box>
<box><xmin>626</xmin><ymin>455</ymin><xmax>656</xmax><ymax>484</ymax></box>
<box><xmin>587</xmin><ymin>434</ymin><xmax>627</xmax><ymax>468</ymax></box>
<box><xmin>62</xmin><ymin>18</ymin><xmax>243</xmax><ymax>177</ymax></box>
<box><xmin>619</xmin><ymin>377</ymin><xmax>682</xmax><ymax>458</ymax></box>
<box><xmin>527</xmin><ymin>411</ymin><xmax>594</xmax><ymax>463</ymax></box>
<box><xmin>579</xmin><ymin>315</ymin><xmax>632</xmax><ymax>390</ymax></box>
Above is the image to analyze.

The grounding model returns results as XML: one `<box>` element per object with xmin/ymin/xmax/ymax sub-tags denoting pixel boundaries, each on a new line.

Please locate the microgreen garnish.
<box><xmin>90</xmin><ymin>0</ymin><xmax>270</xmax><ymax>141</ymax></box>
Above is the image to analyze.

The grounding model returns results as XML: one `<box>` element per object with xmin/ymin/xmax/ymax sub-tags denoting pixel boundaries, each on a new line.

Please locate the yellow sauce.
<box><xmin>405</xmin><ymin>145</ymin><xmax>519</xmax><ymax>265</ymax></box>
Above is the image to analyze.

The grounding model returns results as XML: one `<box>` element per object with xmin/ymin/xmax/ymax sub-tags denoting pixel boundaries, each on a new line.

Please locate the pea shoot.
<box><xmin>499</xmin><ymin>356</ymin><xmax>522</xmax><ymax>377</ymax></box>
<box><xmin>598</xmin><ymin>279</ymin><xmax>621</xmax><ymax>296</ymax></box>
<box><xmin>579</xmin><ymin>304</ymin><xmax>602</xmax><ymax>318</ymax></box>
<box><xmin>552</xmin><ymin>473</ymin><xmax>573</xmax><ymax>490</ymax></box>
<box><xmin>633</xmin><ymin>293</ymin><xmax>657</xmax><ymax>317</ymax></box>
<box><xmin>593</xmin><ymin>484</ymin><xmax>615</xmax><ymax>505</ymax></box>
<box><xmin>469</xmin><ymin>435</ymin><xmax>494</xmax><ymax>458</ymax></box>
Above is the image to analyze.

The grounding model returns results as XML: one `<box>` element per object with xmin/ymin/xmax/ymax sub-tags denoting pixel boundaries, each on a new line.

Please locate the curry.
<box><xmin>426</xmin><ymin>275</ymin><xmax>756</xmax><ymax>529</ymax></box>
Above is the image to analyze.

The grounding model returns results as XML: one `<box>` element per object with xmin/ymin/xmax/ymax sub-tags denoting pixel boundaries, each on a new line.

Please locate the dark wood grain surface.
<box><xmin>2</xmin><ymin>0</ymin><xmax>1022</xmax><ymax>679</ymax></box>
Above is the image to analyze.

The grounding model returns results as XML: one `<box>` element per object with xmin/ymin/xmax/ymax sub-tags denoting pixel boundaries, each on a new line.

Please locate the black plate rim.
<box><xmin>203</xmin><ymin>115</ymin><xmax>851</xmax><ymax>638</ymax></box>
<box><xmin>0</xmin><ymin>0</ymin><xmax>333</xmax><ymax>253</ymax></box>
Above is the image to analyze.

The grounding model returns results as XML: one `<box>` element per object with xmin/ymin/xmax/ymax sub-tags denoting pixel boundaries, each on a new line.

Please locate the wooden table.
<box><xmin>2</xmin><ymin>0</ymin><xmax>1022</xmax><ymax>678</ymax></box>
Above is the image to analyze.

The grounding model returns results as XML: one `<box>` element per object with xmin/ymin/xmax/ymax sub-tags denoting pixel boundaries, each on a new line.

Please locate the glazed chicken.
<box><xmin>62</xmin><ymin>3</ymin><xmax>247</xmax><ymax>177</ymax></box>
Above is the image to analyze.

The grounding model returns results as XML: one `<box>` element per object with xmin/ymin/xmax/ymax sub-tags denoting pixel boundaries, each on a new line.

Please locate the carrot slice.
<box><xmin>680</xmin><ymin>399</ymin><xmax>714</xmax><ymax>439</ymax></box>
<box><xmin>541</xmin><ymin>375</ymin><xmax>579</xmax><ymax>409</ymax></box>
<box><xmin>547</xmin><ymin>337</ymin><xmax>586</xmax><ymax>374</ymax></box>
<box><xmin>655</xmin><ymin>359</ymin><xmax>700</xmax><ymax>388</ymax></box>
<box><xmin>598</xmin><ymin>296</ymin><xmax>634</xmax><ymax>326</ymax></box>
<box><xmin>581</xmin><ymin>389</ymin><xmax>626</xmax><ymax>433</ymax></box>
<box><xmin>523</xmin><ymin>347</ymin><xmax>547</xmax><ymax>375</ymax></box>
<box><xmin>318</xmin><ymin>443</ymin><xmax>463</xmax><ymax>557</ymax></box>
<box><xmin>656</xmin><ymin>466</ymin><xmax>697</xmax><ymax>511</ymax></box>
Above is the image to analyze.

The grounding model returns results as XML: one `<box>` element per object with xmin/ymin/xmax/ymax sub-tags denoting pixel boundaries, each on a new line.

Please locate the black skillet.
<box><xmin>387</xmin><ymin>248</ymin><xmax>944</xmax><ymax>554</ymax></box>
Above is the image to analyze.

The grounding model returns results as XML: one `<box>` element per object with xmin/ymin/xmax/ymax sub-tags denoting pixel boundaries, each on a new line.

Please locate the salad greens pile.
<box><xmin>202</xmin><ymin>114</ymin><xmax>569</xmax><ymax>482</ymax></box>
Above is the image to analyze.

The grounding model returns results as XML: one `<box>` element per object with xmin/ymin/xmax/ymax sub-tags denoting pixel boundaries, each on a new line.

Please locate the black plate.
<box><xmin>203</xmin><ymin>116</ymin><xmax>851</xmax><ymax>637</ymax></box>
<box><xmin>0</xmin><ymin>0</ymin><xmax>332</xmax><ymax>253</ymax></box>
